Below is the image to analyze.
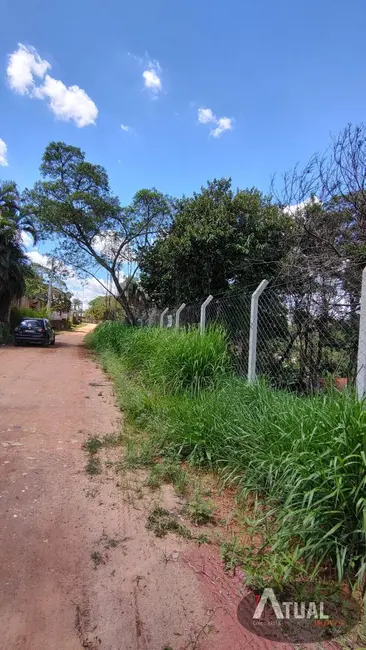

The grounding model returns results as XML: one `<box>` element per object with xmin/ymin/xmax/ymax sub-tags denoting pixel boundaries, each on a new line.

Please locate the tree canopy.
<box><xmin>139</xmin><ymin>179</ymin><xmax>293</xmax><ymax>305</ymax></box>
<box><xmin>24</xmin><ymin>142</ymin><xmax>173</xmax><ymax>324</ymax></box>
<box><xmin>84</xmin><ymin>295</ymin><xmax>124</xmax><ymax>322</ymax></box>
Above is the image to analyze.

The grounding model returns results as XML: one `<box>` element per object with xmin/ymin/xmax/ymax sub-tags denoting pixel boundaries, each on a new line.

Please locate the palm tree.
<box><xmin>0</xmin><ymin>180</ymin><xmax>37</xmax><ymax>242</ymax></box>
<box><xmin>0</xmin><ymin>237</ymin><xmax>30</xmax><ymax>322</ymax></box>
<box><xmin>0</xmin><ymin>180</ymin><xmax>35</xmax><ymax>323</ymax></box>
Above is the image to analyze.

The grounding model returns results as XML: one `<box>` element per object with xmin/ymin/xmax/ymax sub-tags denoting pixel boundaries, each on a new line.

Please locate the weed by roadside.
<box><xmin>185</xmin><ymin>488</ymin><xmax>216</xmax><ymax>525</ymax></box>
<box><xmin>83</xmin><ymin>436</ymin><xmax>103</xmax><ymax>455</ymax></box>
<box><xmin>83</xmin><ymin>432</ymin><xmax>124</xmax><ymax>476</ymax></box>
<box><xmin>146</xmin><ymin>507</ymin><xmax>192</xmax><ymax>539</ymax></box>
<box><xmin>91</xmin><ymin>550</ymin><xmax>104</xmax><ymax>568</ymax></box>
<box><xmin>85</xmin><ymin>456</ymin><xmax>102</xmax><ymax>475</ymax></box>
<box><xmin>146</xmin><ymin>459</ymin><xmax>189</xmax><ymax>496</ymax></box>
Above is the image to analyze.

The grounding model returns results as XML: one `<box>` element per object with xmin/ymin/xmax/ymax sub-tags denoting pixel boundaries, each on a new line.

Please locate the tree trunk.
<box><xmin>109</xmin><ymin>269</ymin><xmax>137</xmax><ymax>325</ymax></box>
<box><xmin>0</xmin><ymin>292</ymin><xmax>12</xmax><ymax>324</ymax></box>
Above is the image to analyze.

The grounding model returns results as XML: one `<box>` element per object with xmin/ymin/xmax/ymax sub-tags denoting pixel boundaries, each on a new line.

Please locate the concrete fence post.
<box><xmin>175</xmin><ymin>303</ymin><xmax>186</xmax><ymax>328</ymax></box>
<box><xmin>357</xmin><ymin>267</ymin><xmax>366</xmax><ymax>399</ymax></box>
<box><xmin>247</xmin><ymin>279</ymin><xmax>269</xmax><ymax>382</ymax></box>
<box><xmin>200</xmin><ymin>295</ymin><xmax>213</xmax><ymax>334</ymax></box>
<box><xmin>160</xmin><ymin>307</ymin><xmax>169</xmax><ymax>328</ymax></box>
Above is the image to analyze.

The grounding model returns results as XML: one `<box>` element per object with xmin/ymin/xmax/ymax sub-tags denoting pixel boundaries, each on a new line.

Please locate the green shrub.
<box><xmin>10</xmin><ymin>306</ymin><xmax>49</xmax><ymax>330</ymax></box>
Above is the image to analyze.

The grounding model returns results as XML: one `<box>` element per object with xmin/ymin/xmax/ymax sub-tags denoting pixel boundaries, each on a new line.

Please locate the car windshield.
<box><xmin>20</xmin><ymin>319</ymin><xmax>44</xmax><ymax>328</ymax></box>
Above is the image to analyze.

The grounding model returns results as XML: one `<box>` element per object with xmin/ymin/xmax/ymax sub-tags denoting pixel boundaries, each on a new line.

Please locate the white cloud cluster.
<box><xmin>69</xmin><ymin>276</ymin><xmax>107</xmax><ymax>308</ymax></box>
<box><xmin>197</xmin><ymin>108</ymin><xmax>215</xmax><ymax>124</ymax></box>
<box><xmin>120</xmin><ymin>123</ymin><xmax>130</xmax><ymax>132</ymax></box>
<box><xmin>7</xmin><ymin>43</ymin><xmax>50</xmax><ymax>94</ymax></box>
<box><xmin>6</xmin><ymin>44</ymin><xmax>98</xmax><ymax>127</ymax></box>
<box><xmin>197</xmin><ymin>107</ymin><xmax>233</xmax><ymax>138</ymax></box>
<box><xmin>0</xmin><ymin>139</ymin><xmax>8</xmax><ymax>166</ymax></box>
<box><xmin>283</xmin><ymin>197</ymin><xmax>320</xmax><ymax>217</ymax></box>
<box><xmin>142</xmin><ymin>61</ymin><xmax>162</xmax><ymax>95</ymax></box>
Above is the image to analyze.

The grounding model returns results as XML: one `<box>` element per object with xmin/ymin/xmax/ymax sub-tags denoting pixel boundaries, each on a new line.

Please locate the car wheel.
<box><xmin>51</xmin><ymin>337</ymin><xmax>55</xmax><ymax>346</ymax></box>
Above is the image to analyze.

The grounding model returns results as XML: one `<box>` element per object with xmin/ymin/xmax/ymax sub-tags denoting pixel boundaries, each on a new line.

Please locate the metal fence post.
<box><xmin>160</xmin><ymin>307</ymin><xmax>169</xmax><ymax>328</ymax></box>
<box><xmin>175</xmin><ymin>303</ymin><xmax>186</xmax><ymax>328</ymax></box>
<box><xmin>357</xmin><ymin>267</ymin><xmax>366</xmax><ymax>399</ymax></box>
<box><xmin>200</xmin><ymin>295</ymin><xmax>213</xmax><ymax>334</ymax></box>
<box><xmin>247</xmin><ymin>279</ymin><xmax>269</xmax><ymax>381</ymax></box>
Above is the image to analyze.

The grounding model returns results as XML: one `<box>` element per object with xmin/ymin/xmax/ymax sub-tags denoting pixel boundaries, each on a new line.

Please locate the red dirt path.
<box><xmin>0</xmin><ymin>326</ymin><xmax>297</xmax><ymax>649</ymax></box>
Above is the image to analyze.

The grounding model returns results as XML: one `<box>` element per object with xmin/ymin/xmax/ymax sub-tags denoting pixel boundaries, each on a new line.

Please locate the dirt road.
<box><xmin>0</xmin><ymin>327</ymin><xmax>259</xmax><ymax>650</ymax></box>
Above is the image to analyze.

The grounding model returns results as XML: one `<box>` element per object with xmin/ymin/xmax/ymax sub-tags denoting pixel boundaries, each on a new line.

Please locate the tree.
<box><xmin>266</xmin><ymin>123</ymin><xmax>366</xmax><ymax>388</ymax></box>
<box><xmin>51</xmin><ymin>289</ymin><xmax>72</xmax><ymax>316</ymax></box>
<box><xmin>274</xmin><ymin>123</ymin><xmax>366</xmax><ymax>300</ymax></box>
<box><xmin>84</xmin><ymin>295</ymin><xmax>123</xmax><ymax>322</ymax></box>
<box><xmin>24</xmin><ymin>142</ymin><xmax>173</xmax><ymax>324</ymax></box>
<box><xmin>0</xmin><ymin>181</ymin><xmax>34</xmax><ymax>323</ymax></box>
<box><xmin>139</xmin><ymin>179</ymin><xmax>292</xmax><ymax>305</ymax></box>
<box><xmin>24</xmin><ymin>265</ymin><xmax>48</xmax><ymax>302</ymax></box>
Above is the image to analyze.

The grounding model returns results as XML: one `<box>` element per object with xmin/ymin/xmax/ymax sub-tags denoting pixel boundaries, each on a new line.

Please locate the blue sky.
<box><xmin>1</xmin><ymin>0</ymin><xmax>365</xmax><ymax>304</ymax></box>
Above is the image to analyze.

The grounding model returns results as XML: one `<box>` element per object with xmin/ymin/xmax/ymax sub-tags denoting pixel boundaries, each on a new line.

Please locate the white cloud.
<box><xmin>6</xmin><ymin>43</ymin><xmax>98</xmax><ymax>127</ymax></box>
<box><xmin>210</xmin><ymin>116</ymin><xmax>233</xmax><ymax>138</ymax></box>
<box><xmin>21</xmin><ymin>230</ymin><xmax>33</xmax><ymax>248</ymax></box>
<box><xmin>27</xmin><ymin>250</ymin><xmax>51</xmax><ymax>267</ymax></box>
<box><xmin>120</xmin><ymin>123</ymin><xmax>130</xmax><ymax>132</ymax></box>
<box><xmin>7</xmin><ymin>43</ymin><xmax>50</xmax><ymax>95</ymax></box>
<box><xmin>197</xmin><ymin>107</ymin><xmax>233</xmax><ymax>138</ymax></box>
<box><xmin>92</xmin><ymin>231</ymin><xmax>133</xmax><ymax>262</ymax></box>
<box><xmin>69</xmin><ymin>277</ymin><xmax>107</xmax><ymax>308</ymax></box>
<box><xmin>283</xmin><ymin>197</ymin><xmax>320</xmax><ymax>216</ymax></box>
<box><xmin>198</xmin><ymin>108</ymin><xmax>216</xmax><ymax>124</ymax></box>
<box><xmin>35</xmin><ymin>75</ymin><xmax>98</xmax><ymax>127</ymax></box>
<box><xmin>0</xmin><ymin>139</ymin><xmax>8</xmax><ymax>166</ymax></box>
<box><xmin>142</xmin><ymin>61</ymin><xmax>162</xmax><ymax>94</ymax></box>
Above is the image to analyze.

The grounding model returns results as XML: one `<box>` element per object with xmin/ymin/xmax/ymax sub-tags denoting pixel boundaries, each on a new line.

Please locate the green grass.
<box><xmin>85</xmin><ymin>321</ymin><xmax>231</xmax><ymax>394</ymax></box>
<box><xmin>85</xmin><ymin>322</ymin><xmax>366</xmax><ymax>588</ymax></box>
<box><xmin>146</xmin><ymin>459</ymin><xmax>189</xmax><ymax>495</ymax></box>
<box><xmin>185</xmin><ymin>488</ymin><xmax>216</xmax><ymax>525</ymax></box>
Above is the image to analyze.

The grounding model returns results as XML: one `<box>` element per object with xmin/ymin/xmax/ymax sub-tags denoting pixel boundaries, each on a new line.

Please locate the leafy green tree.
<box><xmin>24</xmin><ymin>142</ymin><xmax>173</xmax><ymax>324</ymax></box>
<box><xmin>24</xmin><ymin>266</ymin><xmax>48</xmax><ymax>302</ymax></box>
<box><xmin>84</xmin><ymin>295</ymin><xmax>123</xmax><ymax>322</ymax></box>
<box><xmin>139</xmin><ymin>179</ymin><xmax>292</xmax><ymax>305</ymax></box>
<box><xmin>51</xmin><ymin>289</ymin><xmax>72</xmax><ymax>316</ymax></box>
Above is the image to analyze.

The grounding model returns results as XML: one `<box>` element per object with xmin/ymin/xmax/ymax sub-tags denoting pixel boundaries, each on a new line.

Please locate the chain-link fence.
<box><xmin>155</xmin><ymin>279</ymin><xmax>361</xmax><ymax>394</ymax></box>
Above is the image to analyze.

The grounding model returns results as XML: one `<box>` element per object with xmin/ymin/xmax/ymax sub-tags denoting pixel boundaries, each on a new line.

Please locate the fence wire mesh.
<box><xmin>255</xmin><ymin>289</ymin><xmax>358</xmax><ymax>391</ymax></box>
<box><xmin>155</xmin><ymin>281</ymin><xmax>360</xmax><ymax>393</ymax></box>
<box><xmin>206</xmin><ymin>292</ymin><xmax>252</xmax><ymax>375</ymax></box>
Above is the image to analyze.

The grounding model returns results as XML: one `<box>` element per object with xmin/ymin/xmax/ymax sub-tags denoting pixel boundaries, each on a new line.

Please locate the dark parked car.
<box><xmin>14</xmin><ymin>318</ymin><xmax>56</xmax><ymax>346</ymax></box>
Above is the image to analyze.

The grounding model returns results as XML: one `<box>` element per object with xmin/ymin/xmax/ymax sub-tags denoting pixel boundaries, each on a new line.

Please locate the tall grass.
<box><xmin>86</xmin><ymin>322</ymin><xmax>366</xmax><ymax>586</ymax></box>
<box><xmin>87</xmin><ymin>321</ymin><xmax>231</xmax><ymax>394</ymax></box>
